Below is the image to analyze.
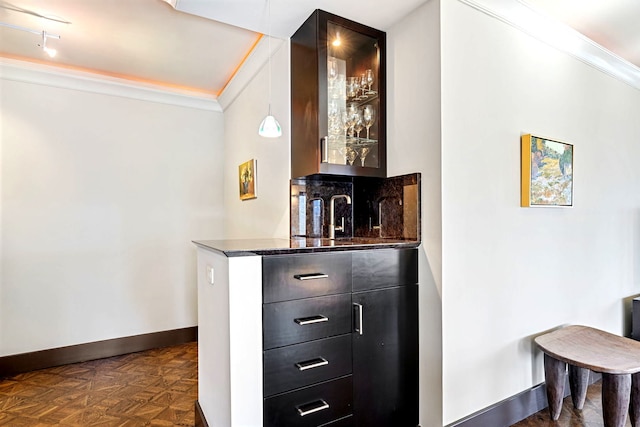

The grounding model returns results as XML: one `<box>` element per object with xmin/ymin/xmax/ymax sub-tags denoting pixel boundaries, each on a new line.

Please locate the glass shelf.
<box><xmin>327</xmin><ymin>137</ymin><xmax>378</xmax><ymax>150</ymax></box>
<box><xmin>347</xmin><ymin>91</ymin><xmax>378</xmax><ymax>107</ymax></box>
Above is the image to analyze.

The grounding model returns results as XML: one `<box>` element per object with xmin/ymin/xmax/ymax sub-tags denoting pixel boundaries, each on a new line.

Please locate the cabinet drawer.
<box><xmin>264</xmin><ymin>294</ymin><xmax>352</xmax><ymax>349</ymax></box>
<box><xmin>319</xmin><ymin>415</ymin><xmax>353</xmax><ymax>427</ymax></box>
<box><xmin>264</xmin><ymin>376</ymin><xmax>352</xmax><ymax>427</ymax></box>
<box><xmin>264</xmin><ymin>334</ymin><xmax>352</xmax><ymax>397</ymax></box>
<box><xmin>263</xmin><ymin>253</ymin><xmax>352</xmax><ymax>303</ymax></box>
<box><xmin>352</xmin><ymin>248</ymin><xmax>418</xmax><ymax>292</ymax></box>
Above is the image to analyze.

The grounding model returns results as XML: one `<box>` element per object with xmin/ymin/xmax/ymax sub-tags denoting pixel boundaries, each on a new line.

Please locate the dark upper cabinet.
<box><xmin>291</xmin><ymin>9</ymin><xmax>387</xmax><ymax>179</ymax></box>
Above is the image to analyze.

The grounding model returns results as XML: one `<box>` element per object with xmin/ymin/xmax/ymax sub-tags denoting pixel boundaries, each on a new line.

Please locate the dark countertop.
<box><xmin>193</xmin><ymin>237</ymin><xmax>420</xmax><ymax>256</ymax></box>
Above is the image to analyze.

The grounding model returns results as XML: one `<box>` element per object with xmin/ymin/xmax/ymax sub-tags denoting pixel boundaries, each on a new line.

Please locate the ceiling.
<box><xmin>0</xmin><ymin>0</ymin><xmax>261</xmax><ymax>96</ymax></box>
<box><xmin>0</xmin><ymin>0</ymin><xmax>638</xmax><ymax>98</ymax></box>
<box><xmin>523</xmin><ymin>0</ymin><xmax>640</xmax><ymax>69</ymax></box>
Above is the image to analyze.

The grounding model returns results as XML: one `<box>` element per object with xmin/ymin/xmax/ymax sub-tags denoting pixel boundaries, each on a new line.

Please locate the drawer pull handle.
<box><xmin>295</xmin><ymin>357</ymin><xmax>329</xmax><ymax>371</ymax></box>
<box><xmin>354</xmin><ymin>303</ymin><xmax>364</xmax><ymax>335</ymax></box>
<box><xmin>294</xmin><ymin>315</ymin><xmax>329</xmax><ymax>325</ymax></box>
<box><xmin>297</xmin><ymin>399</ymin><xmax>330</xmax><ymax>417</ymax></box>
<box><xmin>294</xmin><ymin>273</ymin><xmax>329</xmax><ymax>281</ymax></box>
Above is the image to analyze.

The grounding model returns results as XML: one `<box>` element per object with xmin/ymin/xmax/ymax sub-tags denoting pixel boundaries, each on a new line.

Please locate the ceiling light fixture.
<box><xmin>40</xmin><ymin>31</ymin><xmax>58</xmax><ymax>57</ymax></box>
<box><xmin>0</xmin><ymin>22</ymin><xmax>60</xmax><ymax>58</ymax></box>
<box><xmin>258</xmin><ymin>0</ymin><xmax>282</xmax><ymax>138</ymax></box>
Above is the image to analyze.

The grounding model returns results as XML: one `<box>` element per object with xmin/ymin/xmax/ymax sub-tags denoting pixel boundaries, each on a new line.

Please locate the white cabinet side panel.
<box><xmin>197</xmin><ymin>248</ymin><xmax>231</xmax><ymax>426</ymax></box>
<box><xmin>229</xmin><ymin>255</ymin><xmax>263</xmax><ymax>427</ymax></box>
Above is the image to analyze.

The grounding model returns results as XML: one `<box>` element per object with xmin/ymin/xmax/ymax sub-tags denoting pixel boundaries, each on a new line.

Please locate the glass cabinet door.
<box><xmin>324</xmin><ymin>21</ymin><xmax>381</xmax><ymax>170</ymax></box>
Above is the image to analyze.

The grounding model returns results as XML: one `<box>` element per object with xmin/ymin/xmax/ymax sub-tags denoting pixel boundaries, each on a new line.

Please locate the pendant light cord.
<box><xmin>267</xmin><ymin>0</ymin><xmax>273</xmax><ymax>115</ymax></box>
<box><xmin>258</xmin><ymin>0</ymin><xmax>281</xmax><ymax>137</ymax></box>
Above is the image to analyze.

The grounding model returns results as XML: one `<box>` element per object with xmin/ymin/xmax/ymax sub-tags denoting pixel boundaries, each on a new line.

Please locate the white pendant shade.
<box><xmin>258</xmin><ymin>114</ymin><xmax>282</xmax><ymax>138</ymax></box>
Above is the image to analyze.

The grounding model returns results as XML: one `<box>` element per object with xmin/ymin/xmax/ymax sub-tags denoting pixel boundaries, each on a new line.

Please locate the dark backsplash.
<box><xmin>290</xmin><ymin>173</ymin><xmax>420</xmax><ymax>240</ymax></box>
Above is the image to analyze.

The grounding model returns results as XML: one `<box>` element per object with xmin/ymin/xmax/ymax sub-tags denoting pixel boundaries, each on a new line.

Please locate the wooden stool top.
<box><xmin>535</xmin><ymin>325</ymin><xmax>640</xmax><ymax>374</ymax></box>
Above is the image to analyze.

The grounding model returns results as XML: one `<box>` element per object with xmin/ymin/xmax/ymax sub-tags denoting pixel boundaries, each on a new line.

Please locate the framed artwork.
<box><xmin>521</xmin><ymin>134</ymin><xmax>573</xmax><ymax>207</ymax></box>
<box><xmin>239</xmin><ymin>159</ymin><xmax>257</xmax><ymax>200</ymax></box>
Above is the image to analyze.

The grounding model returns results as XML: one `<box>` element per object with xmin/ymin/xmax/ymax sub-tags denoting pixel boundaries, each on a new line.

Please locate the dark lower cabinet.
<box><xmin>352</xmin><ymin>285</ymin><xmax>419</xmax><ymax>427</ymax></box>
<box><xmin>262</xmin><ymin>248</ymin><xmax>418</xmax><ymax>427</ymax></box>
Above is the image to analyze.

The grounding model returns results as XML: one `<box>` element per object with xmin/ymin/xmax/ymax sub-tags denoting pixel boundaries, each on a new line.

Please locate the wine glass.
<box><xmin>363</xmin><ymin>105</ymin><xmax>375</xmax><ymax>140</ymax></box>
<box><xmin>365</xmin><ymin>69</ymin><xmax>375</xmax><ymax>94</ymax></box>
<box><xmin>340</xmin><ymin>111</ymin><xmax>350</xmax><ymax>137</ymax></box>
<box><xmin>360</xmin><ymin>73</ymin><xmax>368</xmax><ymax>98</ymax></box>
<box><xmin>353</xmin><ymin>109</ymin><xmax>364</xmax><ymax>139</ymax></box>
<box><xmin>345</xmin><ymin>146</ymin><xmax>358</xmax><ymax>165</ymax></box>
<box><xmin>352</xmin><ymin>77</ymin><xmax>362</xmax><ymax>100</ymax></box>
<box><xmin>357</xmin><ymin>145</ymin><xmax>371</xmax><ymax>167</ymax></box>
<box><xmin>346</xmin><ymin>77</ymin><xmax>358</xmax><ymax>99</ymax></box>
<box><xmin>345</xmin><ymin>104</ymin><xmax>358</xmax><ymax>137</ymax></box>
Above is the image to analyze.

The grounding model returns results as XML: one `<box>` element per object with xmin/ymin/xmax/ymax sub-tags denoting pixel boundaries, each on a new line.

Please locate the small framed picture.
<box><xmin>239</xmin><ymin>159</ymin><xmax>257</xmax><ymax>200</ymax></box>
<box><xmin>521</xmin><ymin>134</ymin><xmax>573</xmax><ymax>207</ymax></box>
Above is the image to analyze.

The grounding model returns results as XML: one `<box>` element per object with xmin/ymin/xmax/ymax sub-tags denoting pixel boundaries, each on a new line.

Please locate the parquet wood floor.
<box><xmin>511</xmin><ymin>380</ymin><xmax>632</xmax><ymax>427</ymax></box>
<box><xmin>0</xmin><ymin>342</ymin><xmax>197</xmax><ymax>426</ymax></box>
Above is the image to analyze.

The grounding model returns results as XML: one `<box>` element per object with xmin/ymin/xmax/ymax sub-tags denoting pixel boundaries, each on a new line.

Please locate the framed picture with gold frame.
<box><xmin>239</xmin><ymin>159</ymin><xmax>257</xmax><ymax>200</ymax></box>
<box><xmin>521</xmin><ymin>134</ymin><xmax>573</xmax><ymax>207</ymax></box>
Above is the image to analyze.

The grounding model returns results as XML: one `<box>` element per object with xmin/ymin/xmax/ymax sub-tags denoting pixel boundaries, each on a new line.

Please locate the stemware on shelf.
<box><xmin>346</xmin><ymin>77</ymin><xmax>358</xmax><ymax>100</ymax></box>
<box><xmin>357</xmin><ymin>145</ymin><xmax>371</xmax><ymax>167</ymax></box>
<box><xmin>363</xmin><ymin>105</ymin><xmax>375</xmax><ymax>140</ymax></box>
<box><xmin>353</xmin><ymin>109</ymin><xmax>364</xmax><ymax>138</ymax></box>
<box><xmin>345</xmin><ymin>146</ymin><xmax>358</xmax><ymax>165</ymax></box>
<box><xmin>320</xmin><ymin>29</ymin><xmax>382</xmax><ymax>170</ymax></box>
<box><xmin>360</xmin><ymin>73</ymin><xmax>368</xmax><ymax>98</ymax></box>
<box><xmin>340</xmin><ymin>111</ymin><xmax>349</xmax><ymax>137</ymax></box>
<box><xmin>365</xmin><ymin>69</ymin><xmax>375</xmax><ymax>94</ymax></box>
<box><xmin>346</xmin><ymin>104</ymin><xmax>358</xmax><ymax>137</ymax></box>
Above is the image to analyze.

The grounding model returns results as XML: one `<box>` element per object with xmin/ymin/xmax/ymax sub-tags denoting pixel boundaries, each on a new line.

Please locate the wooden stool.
<box><xmin>535</xmin><ymin>325</ymin><xmax>640</xmax><ymax>427</ymax></box>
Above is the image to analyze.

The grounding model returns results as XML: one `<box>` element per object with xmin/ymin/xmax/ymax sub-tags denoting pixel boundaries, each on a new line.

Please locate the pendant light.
<box><xmin>258</xmin><ymin>0</ymin><xmax>282</xmax><ymax>138</ymax></box>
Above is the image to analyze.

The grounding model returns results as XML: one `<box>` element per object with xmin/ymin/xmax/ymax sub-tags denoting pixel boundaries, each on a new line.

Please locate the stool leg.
<box><xmin>569</xmin><ymin>365</ymin><xmax>589</xmax><ymax>409</ymax></box>
<box><xmin>544</xmin><ymin>353</ymin><xmax>566</xmax><ymax>420</ymax></box>
<box><xmin>602</xmin><ymin>373</ymin><xmax>631</xmax><ymax>427</ymax></box>
<box><xmin>630</xmin><ymin>372</ymin><xmax>640</xmax><ymax>427</ymax></box>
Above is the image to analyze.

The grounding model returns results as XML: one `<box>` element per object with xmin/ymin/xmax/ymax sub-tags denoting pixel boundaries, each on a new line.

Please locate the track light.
<box><xmin>0</xmin><ymin>22</ymin><xmax>60</xmax><ymax>58</ymax></box>
<box><xmin>40</xmin><ymin>31</ymin><xmax>58</xmax><ymax>57</ymax></box>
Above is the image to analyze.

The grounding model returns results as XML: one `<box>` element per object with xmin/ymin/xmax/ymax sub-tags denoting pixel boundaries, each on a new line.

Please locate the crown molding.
<box><xmin>217</xmin><ymin>37</ymin><xmax>287</xmax><ymax>111</ymax></box>
<box><xmin>0</xmin><ymin>58</ymin><xmax>222</xmax><ymax>112</ymax></box>
<box><xmin>457</xmin><ymin>0</ymin><xmax>640</xmax><ymax>91</ymax></box>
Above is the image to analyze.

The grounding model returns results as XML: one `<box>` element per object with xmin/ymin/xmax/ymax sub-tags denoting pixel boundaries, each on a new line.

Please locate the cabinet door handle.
<box><xmin>294</xmin><ymin>315</ymin><xmax>329</xmax><ymax>325</ymax></box>
<box><xmin>294</xmin><ymin>273</ymin><xmax>329</xmax><ymax>281</ymax></box>
<box><xmin>321</xmin><ymin>137</ymin><xmax>328</xmax><ymax>163</ymax></box>
<box><xmin>353</xmin><ymin>303</ymin><xmax>363</xmax><ymax>335</ymax></box>
<box><xmin>297</xmin><ymin>399</ymin><xmax>330</xmax><ymax>417</ymax></box>
<box><xmin>295</xmin><ymin>357</ymin><xmax>329</xmax><ymax>371</ymax></box>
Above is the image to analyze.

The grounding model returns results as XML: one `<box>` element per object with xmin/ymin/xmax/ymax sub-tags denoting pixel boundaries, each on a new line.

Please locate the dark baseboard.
<box><xmin>195</xmin><ymin>400</ymin><xmax>209</xmax><ymax>427</ymax></box>
<box><xmin>0</xmin><ymin>326</ymin><xmax>197</xmax><ymax>378</ymax></box>
<box><xmin>446</xmin><ymin>372</ymin><xmax>602</xmax><ymax>427</ymax></box>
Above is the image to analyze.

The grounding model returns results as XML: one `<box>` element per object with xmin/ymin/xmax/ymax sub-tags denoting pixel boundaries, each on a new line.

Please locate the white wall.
<box><xmin>440</xmin><ymin>1</ymin><xmax>640</xmax><ymax>423</ymax></box>
<box><xmin>387</xmin><ymin>1</ymin><xmax>443</xmax><ymax>426</ymax></box>
<box><xmin>0</xmin><ymin>75</ymin><xmax>224</xmax><ymax>356</ymax></box>
<box><xmin>222</xmin><ymin>40</ymin><xmax>291</xmax><ymax>239</ymax></box>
